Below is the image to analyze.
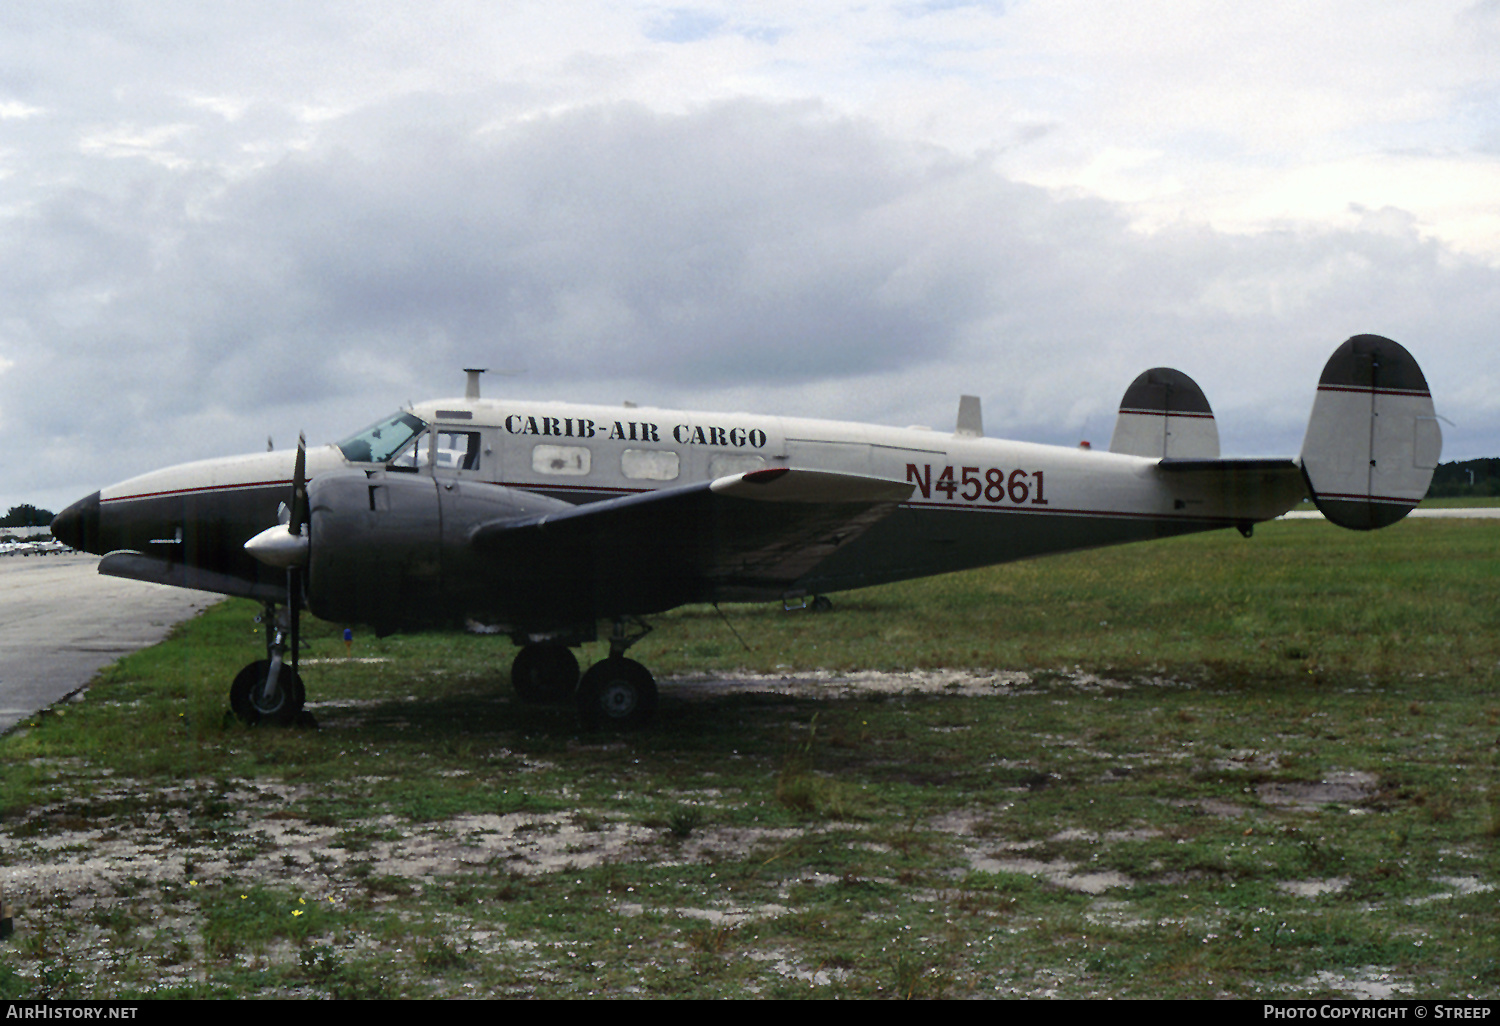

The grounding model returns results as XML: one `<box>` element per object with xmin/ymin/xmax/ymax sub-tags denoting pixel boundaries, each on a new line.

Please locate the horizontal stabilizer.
<box><xmin>1109</xmin><ymin>368</ymin><xmax>1220</xmax><ymax>459</ymax></box>
<box><xmin>1301</xmin><ymin>335</ymin><xmax>1440</xmax><ymax>530</ymax></box>
<box><xmin>1156</xmin><ymin>458</ymin><xmax>1300</xmax><ymax>474</ymax></box>
<box><xmin>1153</xmin><ymin>458</ymin><xmax>1308</xmax><ymax>523</ymax></box>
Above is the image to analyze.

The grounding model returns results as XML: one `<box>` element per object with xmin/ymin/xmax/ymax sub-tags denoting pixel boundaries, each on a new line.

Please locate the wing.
<box><xmin>469</xmin><ymin>468</ymin><xmax>914</xmax><ymax>612</ymax></box>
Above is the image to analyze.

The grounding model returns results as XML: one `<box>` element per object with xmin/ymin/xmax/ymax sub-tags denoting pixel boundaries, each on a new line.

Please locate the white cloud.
<box><xmin>0</xmin><ymin>2</ymin><xmax>1495</xmax><ymax>514</ymax></box>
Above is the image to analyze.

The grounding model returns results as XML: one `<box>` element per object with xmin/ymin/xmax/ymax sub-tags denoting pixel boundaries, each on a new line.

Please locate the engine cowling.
<box><xmin>304</xmin><ymin>470</ymin><xmax>574</xmax><ymax>632</ymax></box>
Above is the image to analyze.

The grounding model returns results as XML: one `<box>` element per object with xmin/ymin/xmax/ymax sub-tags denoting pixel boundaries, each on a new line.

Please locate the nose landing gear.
<box><xmin>229</xmin><ymin>603</ymin><xmax>308</xmax><ymax>727</ymax></box>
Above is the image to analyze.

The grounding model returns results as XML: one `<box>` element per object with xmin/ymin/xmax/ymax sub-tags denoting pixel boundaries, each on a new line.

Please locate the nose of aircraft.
<box><xmin>51</xmin><ymin>491</ymin><xmax>101</xmax><ymax>554</ymax></box>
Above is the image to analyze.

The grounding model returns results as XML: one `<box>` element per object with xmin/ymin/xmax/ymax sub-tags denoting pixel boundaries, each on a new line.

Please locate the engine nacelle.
<box><xmin>305</xmin><ymin>470</ymin><xmax>574</xmax><ymax>632</ymax></box>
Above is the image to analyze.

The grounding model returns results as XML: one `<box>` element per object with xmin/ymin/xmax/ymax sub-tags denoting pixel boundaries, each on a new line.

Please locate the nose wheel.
<box><xmin>230</xmin><ymin>658</ymin><xmax>306</xmax><ymax>726</ymax></box>
<box><xmin>229</xmin><ymin>601</ymin><xmax>307</xmax><ymax>726</ymax></box>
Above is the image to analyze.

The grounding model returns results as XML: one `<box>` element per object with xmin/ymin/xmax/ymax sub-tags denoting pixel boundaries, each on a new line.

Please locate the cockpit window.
<box><xmin>337</xmin><ymin>412</ymin><xmax>428</xmax><ymax>463</ymax></box>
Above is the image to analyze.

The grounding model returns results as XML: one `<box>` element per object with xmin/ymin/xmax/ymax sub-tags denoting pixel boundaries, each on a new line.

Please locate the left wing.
<box><xmin>469</xmin><ymin>468</ymin><xmax>913</xmax><ymax>611</ymax></box>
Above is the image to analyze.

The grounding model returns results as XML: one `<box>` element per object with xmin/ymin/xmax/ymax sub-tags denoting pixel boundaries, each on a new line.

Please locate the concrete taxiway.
<box><xmin>0</xmin><ymin>553</ymin><xmax>217</xmax><ymax>734</ymax></box>
<box><xmin>1280</xmin><ymin>506</ymin><xmax>1500</xmax><ymax>519</ymax></box>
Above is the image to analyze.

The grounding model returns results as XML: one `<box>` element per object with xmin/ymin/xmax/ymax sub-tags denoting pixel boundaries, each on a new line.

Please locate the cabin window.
<box><xmin>434</xmin><ymin>431</ymin><xmax>481</xmax><ymax>470</ymax></box>
<box><xmin>621</xmin><ymin>449</ymin><xmax>680</xmax><ymax>481</ymax></box>
<box><xmin>388</xmin><ymin>430</ymin><xmax>481</xmax><ymax>471</ymax></box>
<box><xmin>709</xmin><ymin>453</ymin><xmax>766</xmax><ymax>478</ymax></box>
<box><xmin>532</xmin><ymin>444</ymin><xmax>591</xmax><ymax>476</ymax></box>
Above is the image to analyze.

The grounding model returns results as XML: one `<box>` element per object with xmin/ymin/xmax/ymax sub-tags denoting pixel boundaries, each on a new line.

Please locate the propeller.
<box><xmin>241</xmin><ymin>434</ymin><xmax>311</xmax><ymax>719</ymax></box>
<box><xmin>244</xmin><ymin>434</ymin><xmax>311</xmax><ymax>569</ymax></box>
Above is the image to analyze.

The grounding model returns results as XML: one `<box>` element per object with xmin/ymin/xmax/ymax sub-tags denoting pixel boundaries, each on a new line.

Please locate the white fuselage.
<box><xmin>83</xmin><ymin>394</ymin><xmax>1307</xmax><ymax>607</ymax></box>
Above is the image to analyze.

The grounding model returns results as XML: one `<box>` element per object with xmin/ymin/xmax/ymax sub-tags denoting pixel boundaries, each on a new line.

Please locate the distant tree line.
<box><xmin>2</xmin><ymin>504</ymin><xmax>55</xmax><ymax>529</ymax></box>
<box><xmin>1426</xmin><ymin>458</ymin><xmax>1500</xmax><ymax>498</ymax></box>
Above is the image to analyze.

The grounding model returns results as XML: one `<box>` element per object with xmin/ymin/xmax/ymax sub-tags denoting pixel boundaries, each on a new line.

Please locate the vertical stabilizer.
<box><xmin>955</xmin><ymin>395</ymin><xmax>983</xmax><ymax>438</ymax></box>
<box><xmin>1109</xmin><ymin>368</ymin><xmax>1220</xmax><ymax>458</ymax></box>
<box><xmin>1300</xmin><ymin>335</ymin><xmax>1440</xmax><ymax>530</ymax></box>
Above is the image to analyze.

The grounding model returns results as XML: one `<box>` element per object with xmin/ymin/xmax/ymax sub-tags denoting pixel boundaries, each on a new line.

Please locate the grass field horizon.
<box><xmin>1</xmin><ymin>515</ymin><xmax>1497</xmax><ymax>998</ymax></box>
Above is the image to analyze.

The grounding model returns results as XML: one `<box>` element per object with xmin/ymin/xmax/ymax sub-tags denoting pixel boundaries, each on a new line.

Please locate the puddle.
<box><xmin>1278</xmin><ymin>878</ymin><xmax>1350</xmax><ymax>897</ymax></box>
<box><xmin>1257</xmin><ymin>772</ymin><xmax>1377</xmax><ymax>810</ymax></box>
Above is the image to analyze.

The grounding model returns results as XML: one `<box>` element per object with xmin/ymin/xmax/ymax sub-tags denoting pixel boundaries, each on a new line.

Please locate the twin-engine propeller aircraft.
<box><xmin>51</xmin><ymin>334</ymin><xmax>1441</xmax><ymax>729</ymax></box>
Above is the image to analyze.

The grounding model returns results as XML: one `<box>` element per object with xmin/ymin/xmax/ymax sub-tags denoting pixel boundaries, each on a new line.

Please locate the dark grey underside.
<box><xmin>1308</xmin><ymin>496</ymin><xmax>1414</xmax><ymax>531</ymax></box>
<box><xmin>788</xmin><ymin>504</ymin><xmax>1234</xmax><ymax>597</ymax></box>
<box><xmin>65</xmin><ymin>485</ymin><xmax>291</xmax><ymax>602</ymax></box>
<box><xmin>77</xmin><ymin>481</ymin><xmax>1244</xmax><ymax>632</ymax></box>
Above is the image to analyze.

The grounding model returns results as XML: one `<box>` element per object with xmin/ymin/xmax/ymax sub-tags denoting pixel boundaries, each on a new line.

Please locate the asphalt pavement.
<box><xmin>0</xmin><ymin>553</ymin><xmax>218</xmax><ymax>734</ymax></box>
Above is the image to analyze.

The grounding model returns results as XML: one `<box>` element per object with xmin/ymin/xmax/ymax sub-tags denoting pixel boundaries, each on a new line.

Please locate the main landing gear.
<box><xmin>510</xmin><ymin>617</ymin><xmax>659</xmax><ymax>730</ymax></box>
<box><xmin>229</xmin><ymin>603</ymin><xmax>307</xmax><ymax>727</ymax></box>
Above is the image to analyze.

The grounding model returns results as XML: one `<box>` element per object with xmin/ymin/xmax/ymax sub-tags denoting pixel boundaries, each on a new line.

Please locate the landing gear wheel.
<box><xmin>576</xmin><ymin>657</ymin><xmax>658</xmax><ymax>731</ymax></box>
<box><xmin>230</xmin><ymin>659</ymin><xmax>306</xmax><ymax>726</ymax></box>
<box><xmin>510</xmin><ymin>645</ymin><xmax>581</xmax><ymax>704</ymax></box>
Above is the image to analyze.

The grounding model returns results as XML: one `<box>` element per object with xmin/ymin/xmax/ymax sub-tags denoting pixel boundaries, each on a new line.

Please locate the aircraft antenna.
<box><xmin>464</xmin><ymin>368</ymin><xmax>487</xmax><ymax>400</ymax></box>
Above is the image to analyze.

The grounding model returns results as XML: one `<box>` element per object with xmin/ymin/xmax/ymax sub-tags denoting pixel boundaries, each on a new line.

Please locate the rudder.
<box><xmin>1300</xmin><ymin>334</ymin><xmax>1441</xmax><ymax>530</ymax></box>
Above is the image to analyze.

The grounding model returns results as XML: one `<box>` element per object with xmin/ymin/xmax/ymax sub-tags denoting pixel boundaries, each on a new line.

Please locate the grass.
<box><xmin>0</xmin><ymin>516</ymin><xmax>1497</xmax><ymax>998</ymax></box>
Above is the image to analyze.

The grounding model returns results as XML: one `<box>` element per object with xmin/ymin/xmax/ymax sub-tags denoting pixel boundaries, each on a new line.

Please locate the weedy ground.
<box><xmin>0</xmin><ymin>515</ymin><xmax>1497</xmax><ymax>999</ymax></box>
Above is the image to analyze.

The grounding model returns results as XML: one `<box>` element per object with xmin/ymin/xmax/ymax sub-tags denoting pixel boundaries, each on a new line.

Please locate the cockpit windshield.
<box><xmin>336</xmin><ymin>411</ymin><xmax>428</xmax><ymax>463</ymax></box>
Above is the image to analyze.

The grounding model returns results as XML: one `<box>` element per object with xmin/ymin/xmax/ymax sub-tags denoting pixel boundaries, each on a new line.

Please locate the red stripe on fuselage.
<box><xmin>103</xmin><ymin>479</ymin><xmax>294</xmax><ymax>503</ymax></box>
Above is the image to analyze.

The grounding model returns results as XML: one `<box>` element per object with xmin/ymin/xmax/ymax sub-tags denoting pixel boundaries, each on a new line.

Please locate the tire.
<box><xmin>575</xmin><ymin>657</ymin><xmax>658</xmax><ymax>730</ymax></box>
<box><xmin>510</xmin><ymin>645</ymin><xmax>581</xmax><ymax>704</ymax></box>
<box><xmin>229</xmin><ymin>659</ymin><xmax>306</xmax><ymax>726</ymax></box>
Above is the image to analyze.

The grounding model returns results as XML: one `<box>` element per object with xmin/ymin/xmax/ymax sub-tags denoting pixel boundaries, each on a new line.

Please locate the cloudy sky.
<box><xmin>4</xmin><ymin>1</ymin><xmax>1498</xmax><ymax>515</ymax></box>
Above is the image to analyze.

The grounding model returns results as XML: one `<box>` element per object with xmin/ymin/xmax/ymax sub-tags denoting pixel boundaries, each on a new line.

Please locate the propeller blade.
<box><xmin>290</xmin><ymin>432</ymin><xmax>309</xmax><ymax>535</ymax></box>
<box><xmin>287</xmin><ymin>434</ymin><xmax>307</xmax><ymax>691</ymax></box>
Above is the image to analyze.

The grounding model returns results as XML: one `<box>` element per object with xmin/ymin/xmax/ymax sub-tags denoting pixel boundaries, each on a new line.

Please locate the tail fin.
<box><xmin>1109</xmin><ymin>367</ymin><xmax>1220</xmax><ymax>458</ymax></box>
<box><xmin>1300</xmin><ymin>335</ymin><xmax>1441</xmax><ymax>530</ymax></box>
